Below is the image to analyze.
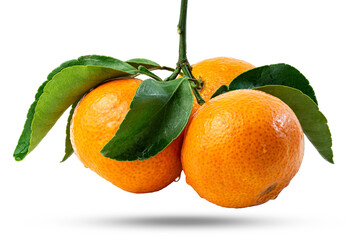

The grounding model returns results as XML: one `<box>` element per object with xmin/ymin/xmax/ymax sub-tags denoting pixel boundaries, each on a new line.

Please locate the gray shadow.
<box><xmin>75</xmin><ymin>214</ymin><xmax>300</xmax><ymax>228</ymax></box>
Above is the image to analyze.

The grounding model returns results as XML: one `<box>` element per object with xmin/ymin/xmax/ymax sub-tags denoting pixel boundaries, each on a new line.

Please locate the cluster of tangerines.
<box><xmin>70</xmin><ymin>57</ymin><xmax>304</xmax><ymax>208</ymax></box>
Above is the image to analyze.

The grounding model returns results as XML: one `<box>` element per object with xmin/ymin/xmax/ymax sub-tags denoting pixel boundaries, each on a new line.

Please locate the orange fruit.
<box><xmin>181</xmin><ymin>89</ymin><xmax>304</xmax><ymax>208</ymax></box>
<box><xmin>190</xmin><ymin>57</ymin><xmax>255</xmax><ymax>114</ymax></box>
<box><xmin>70</xmin><ymin>78</ymin><xmax>182</xmax><ymax>193</ymax></box>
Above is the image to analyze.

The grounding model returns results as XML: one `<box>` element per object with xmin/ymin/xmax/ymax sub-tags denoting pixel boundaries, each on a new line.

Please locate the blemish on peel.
<box><xmin>259</xmin><ymin>183</ymin><xmax>278</xmax><ymax>198</ymax></box>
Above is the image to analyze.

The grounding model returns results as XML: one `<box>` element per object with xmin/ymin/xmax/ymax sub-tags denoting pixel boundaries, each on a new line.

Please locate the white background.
<box><xmin>1</xmin><ymin>0</ymin><xmax>359</xmax><ymax>239</ymax></box>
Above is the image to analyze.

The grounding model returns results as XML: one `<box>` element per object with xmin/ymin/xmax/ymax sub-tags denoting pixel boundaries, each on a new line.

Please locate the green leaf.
<box><xmin>14</xmin><ymin>55</ymin><xmax>139</xmax><ymax>161</ymax></box>
<box><xmin>61</xmin><ymin>99</ymin><xmax>81</xmax><ymax>163</ymax></box>
<box><xmin>211</xmin><ymin>85</ymin><xmax>229</xmax><ymax>99</ymax></box>
<box><xmin>126</xmin><ymin>58</ymin><xmax>161</xmax><ymax>70</ymax></box>
<box><xmin>228</xmin><ymin>64</ymin><xmax>318</xmax><ymax>104</ymax></box>
<box><xmin>254</xmin><ymin>85</ymin><xmax>333</xmax><ymax>163</ymax></box>
<box><xmin>101</xmin><ymin>78</ymin><xmax>193</xmax><ymax>161</ymax></box>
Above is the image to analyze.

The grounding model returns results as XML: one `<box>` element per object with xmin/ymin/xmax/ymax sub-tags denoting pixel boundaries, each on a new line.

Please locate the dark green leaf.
<box><xmin>14</xmin><ymin>55</ymin><xmax>139</xmax><ymax>161</ymax></box>
<box><xmin>210</xmin><ymin>85</ymin><xmax>229</xmax><ymax>99</ymax></box>
<box><xmin>126</xmin><ymin>58</ymin><xmax>161</xmax><ymax>70</ymax></box>
<box><xmin>101</xmin><ymin>78</ymin><xmax>193</xmax><ymax>161</ymax></box>
<box><xmin>254</xmin><ymin>85</ymin><xmax>333</xmax><ymax>163</ymax></box>
<box><xmin>61</xmin><ymin>98</ymin><xmax>81</xmax><ymax>163</ymax></box>
<box><xmin>228</xmin><ymin>64</ymin><xmax>318</xmax><ymax>104</ymax></box>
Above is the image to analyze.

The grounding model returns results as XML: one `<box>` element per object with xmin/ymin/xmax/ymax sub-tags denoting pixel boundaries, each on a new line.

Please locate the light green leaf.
<box><xmin>14</xmin><ymin>55</ymin><xmax>139</xmax><ymax>161</ymax></box>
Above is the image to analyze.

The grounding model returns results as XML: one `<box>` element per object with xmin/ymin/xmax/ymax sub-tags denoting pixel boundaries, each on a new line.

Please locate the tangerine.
<box><xmin>190</xmin><ymin>57</ymin><xmax>255</xmax><ymax>114</ymax></box>
<box><xmin>70</xmin><ymin>78</ymin><xmax>182</xmax><ymax>193</ymax></box>
<box><xmin>181</xmin><ymin>89</ymin><xmax>304</xmax><ymax>208</ymax></box>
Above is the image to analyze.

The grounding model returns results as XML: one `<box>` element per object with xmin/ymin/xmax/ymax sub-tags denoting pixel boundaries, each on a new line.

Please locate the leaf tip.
<box><xmin>13</xmin><ymin>153</ymin><xmax>24</xmax><ymax>161</ymax></box>
<box><xmin>13</xmin><ymin>146</ymin><xmax>26</xmax><ymax>161</ymax></box>
<box><xmin>99</xmin><ymin>147</ymin><xmax>110</xmax><ymax>158</ymax></box>
<box><xmin>211</xmin><ymin>85</ymin><xmax>229</xmax><ymax>99</ymax></box>
<box><xmin>325</xmin><ymin>155</ymin><xmax>334</xmax><ymax>164</ymax></box>
<box><xmin>60</xmin><ymin>154</ymin><xmax>70</xmax><ymax>163</ymax></box>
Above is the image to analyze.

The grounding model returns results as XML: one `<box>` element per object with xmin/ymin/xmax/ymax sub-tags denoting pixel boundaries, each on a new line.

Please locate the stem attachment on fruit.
<box><xmin>192</xmin><ymin>88</ymin><xmax>205</xmax><ymax>105</ymax></box>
